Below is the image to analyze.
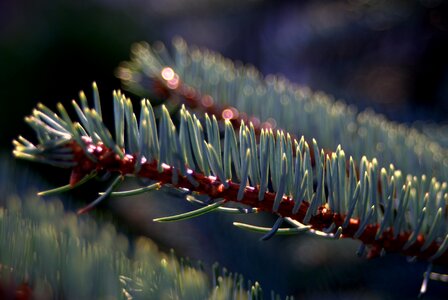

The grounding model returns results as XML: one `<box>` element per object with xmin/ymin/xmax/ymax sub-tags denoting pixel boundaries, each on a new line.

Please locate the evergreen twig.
<box><xmin>13</xmin><ymin>86</ymin><xmax>448</xmax><ymax>267</ymax></box>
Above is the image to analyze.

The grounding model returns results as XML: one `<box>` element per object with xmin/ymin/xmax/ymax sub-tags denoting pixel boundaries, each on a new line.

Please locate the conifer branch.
<box><xmin>13</xmin><ymin>86</ymin><xmax>448</xmax><ymax>268</ymax></box>
<box><xmin>117</xmin><ymin>38</ymin><xmax>448</xmax><ymax>184</ymax></box>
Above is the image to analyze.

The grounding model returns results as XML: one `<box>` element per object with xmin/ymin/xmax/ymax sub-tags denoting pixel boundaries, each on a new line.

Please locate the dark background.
<box><xmin>1</xmin><ymin>0</ymin><xmax>448</xmax><ymax>298</ymax></box>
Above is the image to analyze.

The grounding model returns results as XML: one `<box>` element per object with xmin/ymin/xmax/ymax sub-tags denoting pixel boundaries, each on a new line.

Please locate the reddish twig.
<box><xmin>69</xmin><ymin>139</ymin><xmax>448</xmax><ymax>265</ymax></box>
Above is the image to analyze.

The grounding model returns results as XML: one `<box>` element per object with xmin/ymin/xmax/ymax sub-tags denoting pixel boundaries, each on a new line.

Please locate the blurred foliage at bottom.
<box><xmin>0</xmin><ymin>159</ymin><xmax>270</xmax><ymax>299</ymax></box>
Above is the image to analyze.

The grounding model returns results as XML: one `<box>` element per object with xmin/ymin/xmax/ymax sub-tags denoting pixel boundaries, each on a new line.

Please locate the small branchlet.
<box><xmin>13</xmin><ymin>86</ymin><xmax>448</xmax><ymax>274</ymax></box>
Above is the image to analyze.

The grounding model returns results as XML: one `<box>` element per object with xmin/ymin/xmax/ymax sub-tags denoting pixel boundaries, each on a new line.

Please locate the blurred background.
<box><xmin>1</xmin><ymin>0</ymin><xmax>448</xmax><ymax>299</ymax></box>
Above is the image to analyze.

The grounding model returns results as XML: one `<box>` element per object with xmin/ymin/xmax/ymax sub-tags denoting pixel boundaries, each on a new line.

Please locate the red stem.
<box><xmin>69</xmin><ymin>139</ymin><xmax>448</xmax><ymax>265</ymax></box>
